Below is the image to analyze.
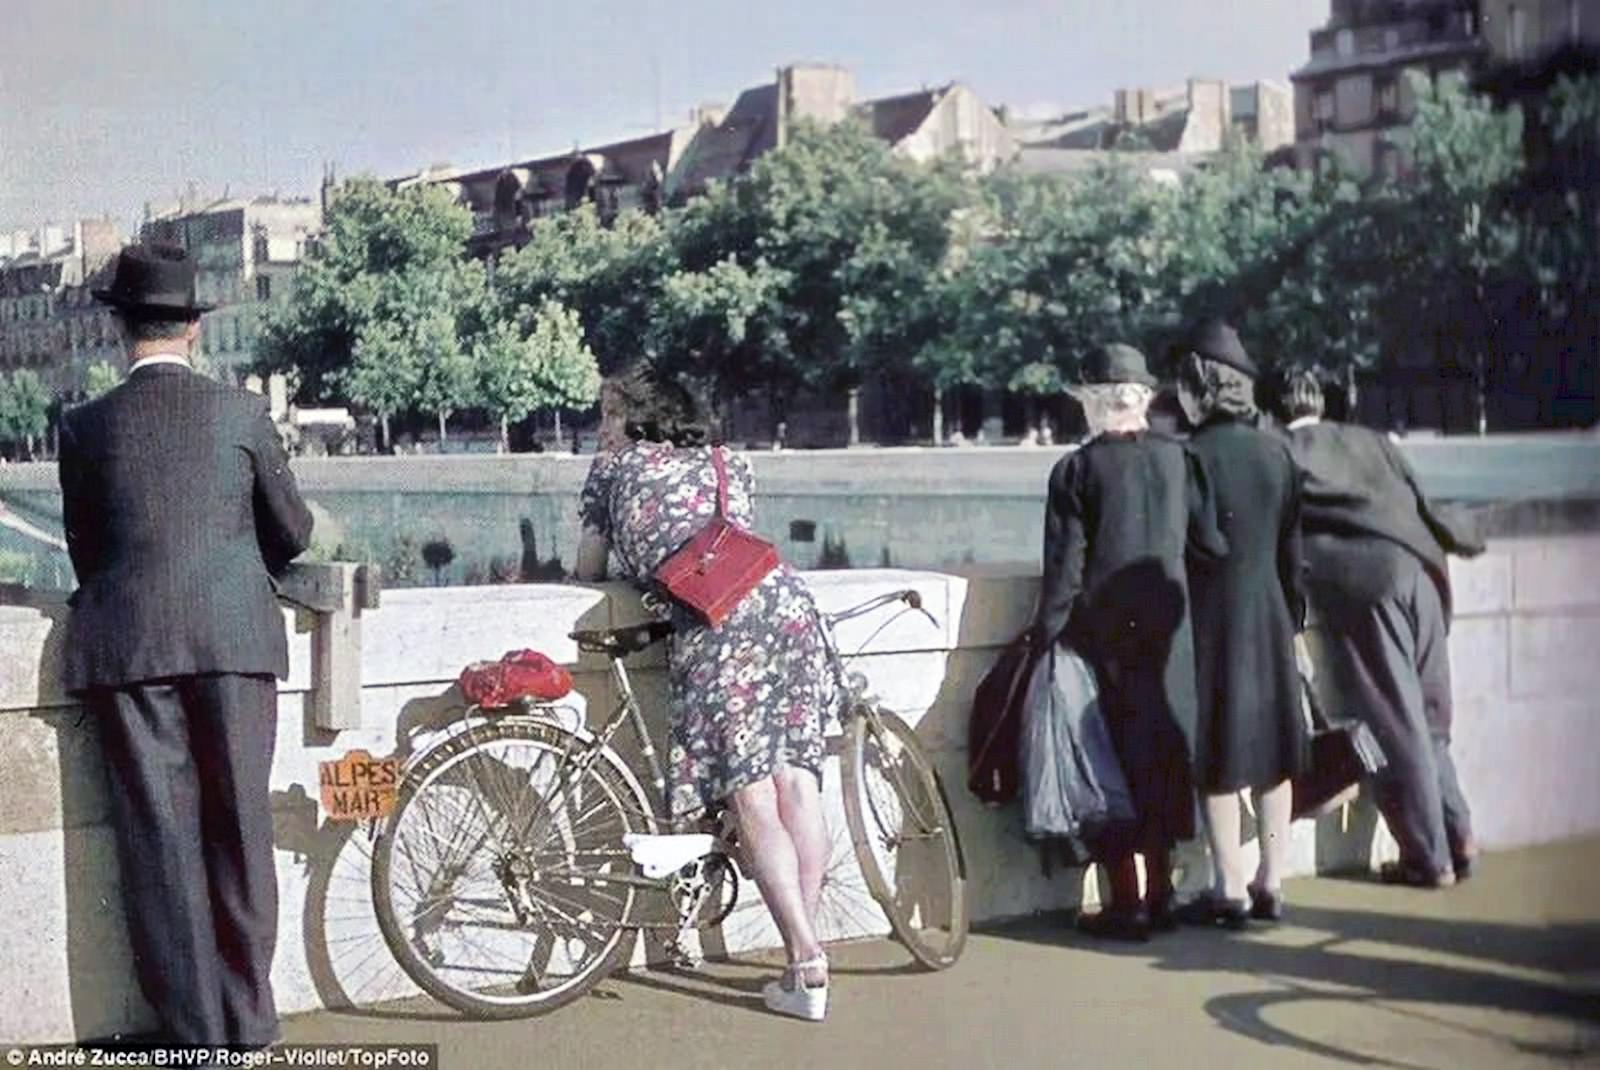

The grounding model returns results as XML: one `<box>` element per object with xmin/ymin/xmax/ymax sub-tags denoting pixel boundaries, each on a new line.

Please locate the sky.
<box><xmin>0</xmin><ymin>0</ymin><xmax>1327</xmax><ymax>235</ymax></box>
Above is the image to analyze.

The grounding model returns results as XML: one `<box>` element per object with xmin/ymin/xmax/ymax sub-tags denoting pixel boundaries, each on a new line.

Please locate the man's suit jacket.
<box><xmin>57</xmin><ymin>363</ymin><xmax>314</xmax><ymax>693</ymax></box>
<box><xmin>1287</xmin><ymin>421</ymin><xmax>1482</xmax><ymax>623</ymax></box>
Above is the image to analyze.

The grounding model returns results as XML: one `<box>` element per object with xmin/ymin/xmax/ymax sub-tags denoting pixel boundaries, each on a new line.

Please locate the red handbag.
<box><xmin>458</xmin><ymin>649</ymin><xmax>574</xmax><ymax>708</ymax></box>
<box><xmin>652</xmin><ymin>447</ymin><xmax>780</xmax><ymax>628</ymax></box>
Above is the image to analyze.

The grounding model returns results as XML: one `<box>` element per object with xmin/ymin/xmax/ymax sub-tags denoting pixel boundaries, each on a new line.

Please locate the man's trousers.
<box><xmin>89</xmin><ymin>674</ymin><xmax>280</xmax><ymax>1047</ymax></box>
<box><xmin>1305</xmin><ymin>553</ymin><xmax>1474</xmax><ymax>878</ymax></box>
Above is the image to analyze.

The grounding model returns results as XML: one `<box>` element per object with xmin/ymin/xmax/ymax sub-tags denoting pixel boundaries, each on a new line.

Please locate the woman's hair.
<box><xmin>1177</xmin><ymin>352</ymin><xmax>1258</xmax><ymax>421</ymax></box>
<box><xmin>1072</xmin><ymin>382</ymin><xmax>1154</xmax><ymax>436</ymax></box>
<box><xmin>1282</xmin><ymin>371</ymin><xmax>1325</xmax><ymax>421</ymax></box>
<box><xmin>601</xmin><ymin>363</ymin><xmax>717</xmax><ymax>446</ymax></box>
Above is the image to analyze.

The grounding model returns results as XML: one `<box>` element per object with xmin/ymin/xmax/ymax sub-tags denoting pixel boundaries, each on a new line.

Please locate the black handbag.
<box><xmin>1291</xmin><ymin>669</ymin><xmax>1388</xmax><ymax>820</ymax></box>
<box><xmin>967</xmin><ymin>633</ymin><xmax>1036</xmax><ymax>806</ymax></box>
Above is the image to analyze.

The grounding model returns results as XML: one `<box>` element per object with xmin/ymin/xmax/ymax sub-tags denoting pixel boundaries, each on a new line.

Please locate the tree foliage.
<box><xmin>477</xmin><ymin>300</ymin><xmax>601</xmax><ymax>450</ymax></box>
<box><xmin>83</xmin><ymin>360</ymin><xmax>124</xmax><ymax>400</ymax></box>
<box><xmin>251</xmin><ymin>73</ymin><xmax>1600</xmax><ymax>441</ymax></box>
<box><xmin>0</xmin><ymin>370</ymin><xmax>51</xmax><ymax>457</ymax></box>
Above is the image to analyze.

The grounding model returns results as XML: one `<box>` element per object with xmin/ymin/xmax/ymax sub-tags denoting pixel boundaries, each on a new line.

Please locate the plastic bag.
<box><xmin>1020</xmin><ymin>645</ymin><xmax>1135</xmax><ymax>843</ymax></box>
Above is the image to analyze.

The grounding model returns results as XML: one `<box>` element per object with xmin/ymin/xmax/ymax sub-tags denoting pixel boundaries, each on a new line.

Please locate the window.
<box><xmin>1384</xmin><ymin>27</ymin><xmax>1400</xmax><ymax>50</ymax></box>
<box><xmin>253</xmin><ymin>233</ymin><xmax>270</xmax><ymax>263</ymax></box>
<box><xmin>1336</xmin><ymin>28</ymin><xmax>1355</xmax><ymax>56</ymax></box>
<box><xmin>256</xmin><ymin>275</ymin><xmax>272</xmax><ymax>302</ymax></box>
<box><xmin>1377</xmin><ymin>77</ymin><xmax>1400</xmax><ymax>119</ymax></box>
<box><xmin>1507</xmin><ymin>4</ymin><xmax>1528</xmax><ymax>59</ymax></box>
<box><xmin>1314</xmin><ymin>86</ymin><xmax>1337</xmax><ymax>130</ymax></box>
<box><xmin>1377</xmin><ymin>142</ymin><xmax>1401</xmax><ymax>179</ymax></box>
<box><xmin>1572</xmin><ymin>0</ymin><xmax>1584</xmax><ymax>42</ymax></box>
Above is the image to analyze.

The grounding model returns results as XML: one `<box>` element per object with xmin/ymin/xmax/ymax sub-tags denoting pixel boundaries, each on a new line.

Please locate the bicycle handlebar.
<box><xmin>568</xmin><ymin>588</ymin><xmax>938</xmax><ymax>660</ymax></box>
<box><xmin>825</xmin><ymin>588</ymin><xmax>940</xmax><ymax>630</ymax></box>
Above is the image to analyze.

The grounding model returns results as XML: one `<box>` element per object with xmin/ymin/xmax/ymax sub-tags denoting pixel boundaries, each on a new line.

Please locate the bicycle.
<box><xmin>368</xmin><ymin>587</ymin><xmax>969</xmax><ymax>1019</ymax></box>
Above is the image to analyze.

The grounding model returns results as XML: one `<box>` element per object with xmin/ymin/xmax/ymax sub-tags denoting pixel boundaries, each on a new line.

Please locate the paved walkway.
<box><xmin>281</xmin><ymin>838</ymin><xmax>1600</xmax><ymax>1070</ymax></box>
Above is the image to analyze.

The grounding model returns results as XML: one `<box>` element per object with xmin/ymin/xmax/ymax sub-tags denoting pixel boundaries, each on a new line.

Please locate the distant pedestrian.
<box><xmin>1281</xmin><ymin>372</ymin><xmax>1484</xmax><ymax>887</ymax></box>
<box><xmin>1175</xmin><ymin>320</ymin><xmax>1308</xmax><ymax>929</ymax></box>
<box><xmin>58</xmin><ymin>243</ymin><xmax>313</xmax><ymax>1050</ymax></box>
<box><xmin>1030</xmin><ymin>343</ymin><xmax>1227</xmax><ymax>941</ymax></box>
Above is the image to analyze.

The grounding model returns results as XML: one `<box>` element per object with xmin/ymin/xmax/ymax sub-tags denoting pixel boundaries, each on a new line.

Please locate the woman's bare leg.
<box><xmin>1251</xmin><ymin>779</ymin><xmax>1293</xmax><ymax>894</ymax></box>
<box><xmin>773</xmin><ymin>766</ymin><xmax>828</xmax><ymax>924</ymax></box>
<box><xmin>1202</xmin><ymin>792</ymin><xmax>1248</xmax><ymax>901</ymax></box>
<box><xmin>732</xmin><ymin>775</ymin><xmax>825</xmax><ymax>973</ymax></box>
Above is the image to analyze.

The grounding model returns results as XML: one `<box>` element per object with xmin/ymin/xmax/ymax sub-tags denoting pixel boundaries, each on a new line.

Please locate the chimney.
<box><xmin>692</xmin><ymin>101</ymin><xmax>728</xmax><ymax>127</ymax></box>
<box><xmin>1179</xmin><ymin>78</ymin><xmax>1231</xmax><ymax>153</ymax></box>
<box><xmin>1115</xmin><ymin>88</ymin><xmax>1158</xmax><ymax>126</ymax></box>
<box><xmin>776</xmin><ymin>64</ymin><xmax>857</xmax><ymax>147</ymax></box>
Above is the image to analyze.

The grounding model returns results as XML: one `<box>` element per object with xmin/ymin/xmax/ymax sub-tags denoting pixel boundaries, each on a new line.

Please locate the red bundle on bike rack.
<box><xmin>458</xmin><ymin>649</ymin><xmax>574</xmax><ymax>708</ymax></box>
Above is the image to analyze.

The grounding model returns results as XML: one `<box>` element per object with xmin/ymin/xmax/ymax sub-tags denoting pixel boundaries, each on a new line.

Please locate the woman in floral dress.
<box><xmin>573</xmin><ymin>364</ymin><xmax>841</xmax><ymax>1021</ymax></box>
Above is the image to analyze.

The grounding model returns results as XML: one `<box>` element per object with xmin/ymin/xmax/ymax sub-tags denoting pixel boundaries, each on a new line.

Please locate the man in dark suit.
<box><xmin>1280</xmin><ymin>372</ymin><xmax>1484</xmax><ymax>888</ymax></box>
<box><xmin>58</xmin><ymin>243</ymin><xmax>314</xmax><ymax>1048</ymax></box>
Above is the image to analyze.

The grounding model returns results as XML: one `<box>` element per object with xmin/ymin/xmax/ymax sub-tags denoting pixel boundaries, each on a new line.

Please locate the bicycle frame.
<box><xmin>401</xmin><ymin>589</ymin><xmax>937</xmax><ymax>901</ymax></box>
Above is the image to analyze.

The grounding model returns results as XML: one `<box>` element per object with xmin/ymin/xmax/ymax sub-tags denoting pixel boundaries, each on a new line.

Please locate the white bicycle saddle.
<box><xmin>622</xmin><ymin>833</ymin><xmax>717</xmax><ymax>879</ymax></box>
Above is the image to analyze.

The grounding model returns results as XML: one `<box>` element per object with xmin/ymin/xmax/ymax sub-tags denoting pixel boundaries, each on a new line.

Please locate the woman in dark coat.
<box><xmin>1031</xmin><ymin>343</ymin><xmax>1227</xmax><ymax>940</ymax></box>
<box><xmin>1175</xmin><ymin>320</ymin><xmax>1308</xmax><ymax>928</ymax></box>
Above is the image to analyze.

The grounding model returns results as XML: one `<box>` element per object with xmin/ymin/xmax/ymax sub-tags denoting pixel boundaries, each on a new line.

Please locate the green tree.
<box><xmin>411</xmin><ymin>304</ymin><xmax>479</xmax><ymax>446</ymax></box>
<box><xmin>83</xmin><ymin>360</ymin><xmax>124</xmax><ymax>400</ymax></box>
<box><xmin>342</xmin><ymin>320</ymin><xmax>423</xmax><ymax>448</ymax></box>
<box><xmin>0</xmin><ymin>370</ymin><xmax>51</xmax><ymax>459</ymax></box>
<box><xmin>923</xmin><ymin>160</ymin><xmax>1181</xmax><ymax>427</ymax></box>
<box><xmin>493</xmin><ymin>206</ymin><xmax>669</xmax><ymax>376</ymax></box>
<box><xmin>658</xmin><ymin>121</ymin><xmax>974</xmax><ymax>440</ymax></box>
<box><xmin>476</xmin><ymin>300</ymin><xmax>601</xmax><ymax>451</ymax></box>
<box><xmin>257</xmin><ymin>176</ymin><xmax>481</xmax><ymax>447</ymax></box>
<box><xmin>1379</xmin><ymin>72</ymin><xmax>1524</xmax><ymax>431</ymax></box>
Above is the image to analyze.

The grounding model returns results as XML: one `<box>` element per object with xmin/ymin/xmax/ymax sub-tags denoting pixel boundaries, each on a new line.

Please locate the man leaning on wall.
<box><xmin>57</xmin><ymin>243</ymin><xmax>314</xmax><ymax>1053</ymax></box>
<box><xmin>1279</xmin><ymin>372</ymin><xmax>1484</xmax><ymax>888</ymax></box>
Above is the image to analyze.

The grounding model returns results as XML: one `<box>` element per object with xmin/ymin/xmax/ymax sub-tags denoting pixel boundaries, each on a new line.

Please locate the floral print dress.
<box><xmin>579</xmin><ymin>441</ymin><xmax>843</xmax><ymax>819</ymax></box>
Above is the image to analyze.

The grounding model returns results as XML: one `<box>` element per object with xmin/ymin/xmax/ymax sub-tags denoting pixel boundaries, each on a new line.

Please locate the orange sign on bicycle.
<box><xmin>318</xmin><ymin>749</ymin><xmax>400</xmax><ymax>821</ymax></box>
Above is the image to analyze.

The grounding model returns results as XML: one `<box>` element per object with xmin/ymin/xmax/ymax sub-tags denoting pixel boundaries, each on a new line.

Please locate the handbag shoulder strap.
<box><xmin>711</xmin><ymin>446</ymin><xmax>729</xmax><ymax>519</ymax></box>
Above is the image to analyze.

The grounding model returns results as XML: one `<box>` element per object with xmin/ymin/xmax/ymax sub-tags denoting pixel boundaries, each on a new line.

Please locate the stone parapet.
<box><xmin>1</xmin><ymin>542</ymin><xmax>1597</xmax><ymax>1040</ymax></box>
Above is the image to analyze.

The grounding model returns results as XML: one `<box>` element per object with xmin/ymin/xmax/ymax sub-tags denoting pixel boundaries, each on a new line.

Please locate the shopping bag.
<box><xmin>1020</xmin><ymin>644</ymin><xmax>1136</xmax><ymax>842</ymax></box>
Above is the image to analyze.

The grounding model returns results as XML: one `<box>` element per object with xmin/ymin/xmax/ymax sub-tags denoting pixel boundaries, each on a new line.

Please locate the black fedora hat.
<box><xmin>1076</xmin><ymin>343</ymin><xmax>1158</xmax><ymax>388</ymax></box>
<box><xmin>93</xmin><ymin>243</ymin><xmax>213</xmax><ymax>316</ymax></box>
<box><xmin>1183</xmin><ymin>318</ymin><xmax>1258</xmax><ymax>379</ymax></box>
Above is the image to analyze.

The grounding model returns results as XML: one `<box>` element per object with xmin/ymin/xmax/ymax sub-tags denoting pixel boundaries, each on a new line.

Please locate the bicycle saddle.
<box><xmin>569</xmin><ymin>620</ymin><xmax>675</xmax><ymax>656</ymax></box>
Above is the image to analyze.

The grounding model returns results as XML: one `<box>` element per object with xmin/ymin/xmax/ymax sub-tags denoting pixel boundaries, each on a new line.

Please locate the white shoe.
<box><xmin>762</xmin><ymin>955</ymin><xmax>828</xmax><ymax>1021</ymax></box>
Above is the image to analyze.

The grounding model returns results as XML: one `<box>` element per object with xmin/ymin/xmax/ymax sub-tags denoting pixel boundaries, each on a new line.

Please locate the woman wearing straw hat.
<box><xmin>1030</xmin><ymin>343</ymin><xmax>1227</xmax><ymax>940</ymax></box>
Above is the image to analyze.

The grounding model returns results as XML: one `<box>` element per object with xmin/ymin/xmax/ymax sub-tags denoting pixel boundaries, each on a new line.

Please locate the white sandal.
<box><xmin>762</xmin><ymin>955</ymin><xmax>828</xmax><ymax>1021</ymax></box>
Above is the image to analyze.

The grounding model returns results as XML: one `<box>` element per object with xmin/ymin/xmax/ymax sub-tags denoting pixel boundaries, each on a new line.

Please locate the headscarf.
<box><xmin>1178</xmin><ymin>353</ymin><xmax>1258</xmax><ymax>423</ymax></box>
<box><xmin>1072</xmin><ymin>382</ymin><xmax>1154</xmax><ymax>437</ymax></box>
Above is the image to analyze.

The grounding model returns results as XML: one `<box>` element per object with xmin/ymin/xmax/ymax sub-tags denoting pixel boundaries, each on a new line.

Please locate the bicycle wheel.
<box><xmin>841</xmin><ymin>705</ymin><xmax>968</xmax><ymax>969</ymax></box>
<box><xmin>372</xmin><ymin>718</ymin><xmax>655</xmax><ymax>1018</ymax></box>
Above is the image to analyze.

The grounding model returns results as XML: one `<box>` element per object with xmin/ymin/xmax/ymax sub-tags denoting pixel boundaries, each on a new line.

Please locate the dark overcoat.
<box><xmin>1035</xmin><ymin>431</ymin><xmax>1227</xmax><ymax>845</ymax></box>
<box><xmin>1185</xmin><ymin>413</ymin><xmax>1308</xmax><ymax>793</ymax></box>
<box><xmin>1286</xmin><ymin>420</ymin><xmax>1481</xmax><ymax>623</ymax></box>
<box><xmin>57</xmin><ymin>363</ymin><xmax>314</xmax><ymax>692</ymax></box>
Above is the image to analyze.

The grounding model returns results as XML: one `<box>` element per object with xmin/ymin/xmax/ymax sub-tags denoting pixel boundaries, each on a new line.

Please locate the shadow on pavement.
<box><xmin>982</xmin><ymin>904</ymin><xmax>1600</xmax><ymax>1067</ymax></box>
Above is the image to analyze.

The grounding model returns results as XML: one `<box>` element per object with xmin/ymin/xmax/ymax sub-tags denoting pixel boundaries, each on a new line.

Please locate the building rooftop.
<box><xmin>857</xmin><ymin>86</ymin><xmax>946</xmax><ymax>144</ymax></box>
<box><xmin>1293</xmin><ymin>35</ymin><xmax>1486</xmax><ymax>79</ymax></box>
<box><xmin>671</xmin><ymin>82</ymin><xmax>781</xmax><ymax>194</ymax></box>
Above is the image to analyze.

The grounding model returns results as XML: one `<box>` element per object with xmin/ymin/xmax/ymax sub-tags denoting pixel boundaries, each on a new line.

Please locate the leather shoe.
<box><xmin>1077</xmin><ymin>908</ymin><xmax>1150</xmax><ymax>943</ymax></box>
<box><xmin>1247</xmin><ymin>884</ymin><xmax>1285</xmax><ymax>923</ymax></box>
<box><xmin>1379</xmin><ymin>861</ymin><xmax>1455</xmax><ymax>888</ymax></box>
<box><xmin>1174</xmin><ymin>893</ymin><xmax>1250</xmax><ymax>930</ymax></box>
